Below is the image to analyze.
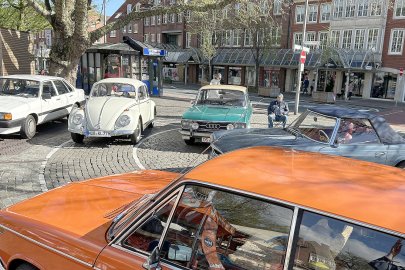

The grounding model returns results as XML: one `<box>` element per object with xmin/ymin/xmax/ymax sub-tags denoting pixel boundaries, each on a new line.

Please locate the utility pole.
<box><xmin>103</xmin><ymin>0</ymin><xmax>107</xmax><ymax>43</ymax></box>
<box><xmin>294</xmin><ymin>0</ymin><xmax>309</xmax><ymax>115</ymax></box>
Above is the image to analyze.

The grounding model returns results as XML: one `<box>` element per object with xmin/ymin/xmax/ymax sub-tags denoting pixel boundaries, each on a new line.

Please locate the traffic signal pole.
<box><xmin>294</xmin><ymin>0</ymin><xmax>309</xmax><ymax>115</ymax></box>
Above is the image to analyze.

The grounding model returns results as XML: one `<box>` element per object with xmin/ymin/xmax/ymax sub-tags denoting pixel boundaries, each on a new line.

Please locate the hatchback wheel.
<box><xmin>20</xmin><ymin>115</ymin><xmax>36</xmax><ymax>139</ymax></box>
<box><xmin>71</xmin><ymin>132</ymin><xmax>84</xmax><ymax>144</ymax></box>
<box><xmin>16</xmin><ymin>263</ymin><xmax>39</xmax><ymax>270</ymax></box>
<box><xmin>397</xmin><ymin>161</ymin><xmax>405</xmax><ymax>169</ymax></box>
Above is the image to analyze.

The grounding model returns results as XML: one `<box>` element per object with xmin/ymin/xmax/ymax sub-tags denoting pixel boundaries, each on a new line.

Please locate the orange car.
<box><xmin>1</xmin><ymin>147</ymin><xmax>405</xmax><ymax>270</ymax></box>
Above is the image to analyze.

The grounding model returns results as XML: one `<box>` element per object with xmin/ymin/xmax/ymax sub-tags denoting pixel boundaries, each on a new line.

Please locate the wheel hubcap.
<box><xmin>28</xmin><ymin>119</ymin><xmax>35</xmax><ymax>134</ymax></box>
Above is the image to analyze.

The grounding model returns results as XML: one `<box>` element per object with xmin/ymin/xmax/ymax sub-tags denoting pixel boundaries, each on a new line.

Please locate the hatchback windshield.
<box><xmin>196</xmin><ymin>89</ymin><xmax>246</xmax><ymax>106</ymax></box>
<box><xmin>91</xmin><ymin>83</ymin><xmax>136</xmax><ymax>98</ymax></box>
<box><xmin>291</xmin><ymin>111</ymin><xmax>337</xmax><ymax>143</ymax></box>
<box><xmin>0</xmin><ymin>78</ymin><xmax>40</xmax><ymax>98</ymax></box>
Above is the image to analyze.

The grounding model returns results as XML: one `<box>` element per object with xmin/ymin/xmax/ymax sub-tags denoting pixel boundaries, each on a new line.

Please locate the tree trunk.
<box><xmin>208</xmin><ymin>59</ymin><xmax>212</xmax><ymax>82</ymax></box>
<box><xmin>254</xmin><ymin>47</ymin><xmax>260</xmax><ymax>92</ymax></box>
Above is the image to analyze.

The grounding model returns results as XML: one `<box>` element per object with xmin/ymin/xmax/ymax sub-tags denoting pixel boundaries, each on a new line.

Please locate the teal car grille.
<box><xmin>196</xmin><ymin>121</ymin><xmax>230</xmax><ymax>132</ymax></box>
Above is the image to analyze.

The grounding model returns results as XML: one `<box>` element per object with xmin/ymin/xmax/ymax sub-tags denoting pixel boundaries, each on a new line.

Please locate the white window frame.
<box><xmin>135</xmin><ymin>3</ymin><xmax>141</xmax><ymax>11</ymax></box>
<box><xmin>367</xmin><ymin>28</ymin><xmax>379</xmax><ymax>50</ymax></box>
<box><xmin>308</xmin><ymin>5</ymin><xmax>318</xmax><ymax>22</ymax></box>
<box><xmin>306</xmin><ymin>31</ymin><xmax>317</xmax><ymax>50</ymax></box>
<box><xmin>342</xmin><ymin>30</ymin><xmax>353</xmax><ymax>49</ymax></box>
<box><xmin>330</xmin><ymin>30</ymin><xmax>341</xmax><ymax>48</ymax></box>
<box><xmin>358</xmin><ymin>0</ymin><xmax>369</xmax><ymax>16</ymax></box>
<box><xmin>273</xmin><ymin>0</ymin><xmax>282</xmax><ymax>15</ymax></box>
<box><xmin>294</xmin><ymin>32</ymin><xmax>303</xmax><ymax>47</ymax></box>
<box><xmin>110</xmin><ymin>30</ymin><xmax>116</xmax><ymax>38</ymax></box>
<box><xmin>272</xmin><ymin>27</ymin><xmax>281</xmax><ymax>46</ymax></box>
<box><xmin>321</xmin><ymin>3</ymin><xmax>331</xmax><ymax>22</ymax></box>
<box><xmin>333</xmin><ymin>0</ymin><xmax>344</xmax><ymax>18</ymax></box>
<box><xmin>233</xmin><ymin>29</ymin><xmax>242</xmax><ymax>47</ymax></box>
<box><xmin>157</xmin><ymin>33</ymin><xmax>161</xmax><ymax>43</ymax></box>
<box><xmin>389</xmin><ymin>29</ymin><xmax>405</xmax><ymax>55</ymax></box>
<box><xmin>370</xmin><ymin>0</ymin><xmax>382</xmax><ymax>16</ymax></box>
<box><xmin>151</xmin><ymin>33</ymin><xmax>156</xmax><ymax>43</ymax></box>
<box><xmin>319</xmin><ymin>31</ymin><xmax>329</xmax><ymax>49</ymax></box>
<box><xmin>157</xmin><ymin>15</ymin><xmax>161</xmax><ymax>25</ymax></box>
<box><xmin>296</xmin><ymin>5</ymin><xmax>305</xmax><ymax>23</ymax></box>
<box><xmin>144</xmin><ymin>17</ymin><xmax>150</xmax><ymax>26</ymax></box>
<box><xmin>354</xmin><ymin>29</ymin><xmax>366</xmax><ymax>50</ymax></box>
<box><xmin>178</xmin><ymin>13</ymin><xmax>183</xmax><ymax>23</ymax></box>
<box><xmin>134</xmin><ymin>23</ymin><xmax>138</xmax><ymax>34</ymax></box>
<box><xmin>345</xmin><ymin>0</ymin><xmax>356</xmax><ymax>17</ymax></box>
<box><xmin>128</xmin><ymin>24</ymin><xmax>132</xmax><ymax>33</ymax></box>
<box><xmin>151</xmin><ymin>16</ymin><xmax>156</xmax><ymax>25</ymax></box>
<box><xmin>144</xmin><ymin>33</ymin><xmax>149</xmax><ymax>43</ymax></box>
<box><xmin>223</xmin><ymin>30</ymin><xmax>233</xmax><ymax>47</ymax></box>
<box><xmin>163</xmin><ymin>14</ymin><xmax>168</xmax><ymax>24</ymax></box>
<box><xmin>122</xmin><ymin>25</ymin><xmax>127</xmax><ymax>33</ymax></box>
<box><xmin>244</xmin><ymin>30</ymin><xmax>253</xmax><ymax>47</ymax></box>
<box><xmin>127</xmin><ymin>4</ymin><xmax>132</xmax><ymax>14</ymax></box>
<box><xmin>186</xmin><ymin>32</ymin><xmax>191</xmax><ymax>48</ymax></box>
<box><xmin>395</xmin><ymin>0</ymin><xmax>405</xmax><ymax>17</ymax></box>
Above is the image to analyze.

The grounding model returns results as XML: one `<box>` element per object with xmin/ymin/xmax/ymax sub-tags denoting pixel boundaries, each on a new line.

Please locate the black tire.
<box><xmin>184</xmin><ymin>138</ymin><xmax>195</xmax><ymax>145</ymax></box>
<box><xmin>130</xmin><ymin>119</ymin><xmax>142</xmax><ymax>144</ymax></box>
<box><xmin>16</xmin><ymin>263</ymin><xmax>39</xmax><ymax>270</ymax></box>
<box><xmin>71</xmin><ymin>132</ymin><xmax>84</xmax><ymax>144</ymax></box>
<box><xmin>20</xmin><ymin>115</ymin><xmax>36</xmax><ymax>139</ymax></box>
<box><xmin>147</xmin><ymin>108</ymin><xmax>156</xmax><ymax>129</ymax></box>
<box><xmin>397</xmin><ymin>161</ymin><xmax>405</xmax><ymax>169</ymax></box>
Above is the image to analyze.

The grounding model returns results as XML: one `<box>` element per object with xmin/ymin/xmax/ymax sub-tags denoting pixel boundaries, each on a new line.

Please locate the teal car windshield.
<box><xmin>196</xmin><ymin>89</ymin><xmax>246</xmax><ymax>107</ymax></box>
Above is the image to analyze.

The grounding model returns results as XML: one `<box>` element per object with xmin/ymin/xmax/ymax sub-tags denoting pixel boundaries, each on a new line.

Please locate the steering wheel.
<box><xmin>319</xmin><ymin>130</ymin><xmax>330</xmax><ymax>142</ymax></box>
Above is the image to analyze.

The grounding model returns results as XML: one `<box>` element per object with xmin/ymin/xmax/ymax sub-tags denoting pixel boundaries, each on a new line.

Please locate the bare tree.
<box><xmin>25</xmin><ymin>0</ymin><xmax>237</xmax><ymax>83</ymax></box>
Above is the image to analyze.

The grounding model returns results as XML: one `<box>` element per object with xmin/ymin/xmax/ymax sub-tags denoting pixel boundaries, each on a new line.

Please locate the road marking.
<box><xmin>133</xmin><ymin>128</ymin><xmax>180</xmax><ymax>170</ymax></box>
<box><xmin>39</xmin><ymin>139</ymin><xmax>72</xmax><ymax>192</ymax></box>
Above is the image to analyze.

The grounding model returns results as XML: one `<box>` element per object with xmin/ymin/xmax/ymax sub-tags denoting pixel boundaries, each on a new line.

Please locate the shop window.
<box><xmin>372</xmin><ymin>72</ymin><xmax>397</xmax><ymax>99</ymax></box>
<box><xmin>228</xmin><ymin>67</ymin><xmax>242</xmax><ymax>85</ymax></box>
<box><xmin>293</xmin><ymin>211</ymin><xmax>405</xmax><ymax>270</ymax></box>
<box><xmin>246</xmin><ymin>67</ymin><xmax>256</xmax><ymax>86</ymax></box>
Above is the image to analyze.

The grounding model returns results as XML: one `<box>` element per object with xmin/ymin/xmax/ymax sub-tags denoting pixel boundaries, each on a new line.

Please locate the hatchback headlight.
<box><xmin>72</xmin><ymin>113</ymin><xmax>83</xmax><ymax>125</ymax></box>
<box><xmin>116</xmin><ymin>115</ymin><xmax>131</xmax><ymax>128</ymax></box>
<box><xmin>234</xmin><ymin>122</ymin><xmax>247</xmax><ymax>129</ymax></box>
<box><xmin>181</xmin><ymin>119</ymin><xmax>191</xmax><ymax>129</ymax></box>
<box><xmin>226</xmin><ymin>124</ymin><xmax>234</xmax><ymax>130</ymax></box>
<box><xmin>0</xmin><ymin>112</ymin><xmax>12</xmax><ymax>120</ymax></box>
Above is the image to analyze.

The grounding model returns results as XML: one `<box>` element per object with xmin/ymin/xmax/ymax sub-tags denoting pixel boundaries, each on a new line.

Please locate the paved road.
<box><xmin>0</xmin><ymin>87</ymin><xmax>404</xmax><ymax>209</ymax></box>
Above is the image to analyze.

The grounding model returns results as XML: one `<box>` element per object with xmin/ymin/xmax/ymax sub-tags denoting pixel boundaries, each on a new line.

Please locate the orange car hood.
<box><xmin>0</xmin><ymin>170</ymin><xmax>178</xmax><ymax>266</ymax></box>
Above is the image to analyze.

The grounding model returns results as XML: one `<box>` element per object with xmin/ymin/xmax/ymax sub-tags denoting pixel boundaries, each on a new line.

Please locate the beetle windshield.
<box><xmin>196</xmin><ymin>89</ymin><xmax>246</xmax><ymax>107</ymax></box>
<box><xmin>0</xmin><ymin>78</ymin><xmax>40</xmax><ymax>98</ymax></box>
<box><xmin>91</xmin><ymin>83</ymin><xmax>136</xmax><ymax>98</ymax></box>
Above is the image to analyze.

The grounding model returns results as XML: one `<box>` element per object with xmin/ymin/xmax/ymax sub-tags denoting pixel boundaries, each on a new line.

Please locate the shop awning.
<box><xmin>123</xmin><ymin>36</ymin><xmax>166</xmax><ymax>57</ymax></box>
<box><xmin>87</xmin><ymin>42</ymin><xmax>139</xmax><ymax>55</ymax></box>
<box><xmin>148</xmin><ymin>42</ymin><xmax>202</xmax><ymax>64</ymax></box>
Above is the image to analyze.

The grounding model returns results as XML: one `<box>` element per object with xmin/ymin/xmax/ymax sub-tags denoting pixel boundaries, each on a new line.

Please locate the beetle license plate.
<box><xmin>89</xmin><ymin>131</ymin><xmax>111</xmax><ymax>137</ymax></box>
<box><xmin>202</xmin><ymin>137</ymin><xmax>211</xmax><ymax>143</ymax></box>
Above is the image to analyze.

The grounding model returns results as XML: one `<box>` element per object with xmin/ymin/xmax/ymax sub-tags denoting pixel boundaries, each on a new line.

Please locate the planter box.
<box><xmin>258</xmin><ymin>86</ymin><xmax>280</xmax><ymax>97</ymax></box>
<box><xmin>312</xmin><ymin>92</ymin><xmax>336</xmax><ymax>103</ymax></box>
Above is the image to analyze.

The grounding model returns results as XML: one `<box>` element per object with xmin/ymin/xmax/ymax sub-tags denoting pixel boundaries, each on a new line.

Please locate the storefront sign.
<box><xmin>143</xmin><ymin>48</ymin><xmax>166</xmax><ymax>56</ymax></box>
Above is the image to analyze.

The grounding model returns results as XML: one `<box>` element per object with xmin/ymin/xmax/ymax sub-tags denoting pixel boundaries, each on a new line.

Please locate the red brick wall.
<box><xmin>381</xmin><ymin>8</ymin><xmax>405</xmax><ymax>70</ymax></box>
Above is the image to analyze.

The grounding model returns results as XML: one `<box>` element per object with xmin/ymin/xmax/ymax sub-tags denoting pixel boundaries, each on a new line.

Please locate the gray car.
<box><xmin>210</xmin><ymin>106</ymin><xmax>405</xmax><ymax>169</ymax></box>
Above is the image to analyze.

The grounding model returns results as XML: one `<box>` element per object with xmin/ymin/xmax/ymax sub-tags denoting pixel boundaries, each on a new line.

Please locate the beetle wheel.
<box><xmin>131</xmin><ymin>119</ymin><xmax>142</xmax><ymax>144</ymax></box>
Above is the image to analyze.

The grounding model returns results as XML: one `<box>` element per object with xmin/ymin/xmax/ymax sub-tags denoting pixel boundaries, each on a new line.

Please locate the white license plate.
<box><xmin>202</xmin><ymin>137</ymin><xmax>211</xmax><ymax>143</ymax></box>
<box><xmin>90</xmin><ymin>131</ymin><xmax>110</xmax><ymax>137</ymax></box>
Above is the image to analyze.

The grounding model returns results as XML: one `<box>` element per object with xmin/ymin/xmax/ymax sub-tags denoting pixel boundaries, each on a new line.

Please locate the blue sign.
<box><xmin>143</xmin><ymin>48</ymin><xmax>166</xmax><ymax>56</ymax></box>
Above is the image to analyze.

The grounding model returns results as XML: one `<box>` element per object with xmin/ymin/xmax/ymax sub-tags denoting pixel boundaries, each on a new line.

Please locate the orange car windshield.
<box><xmin>107</xmin><ymin>193</ymin><xmax>155</xmax><ymax>241</ymax></box>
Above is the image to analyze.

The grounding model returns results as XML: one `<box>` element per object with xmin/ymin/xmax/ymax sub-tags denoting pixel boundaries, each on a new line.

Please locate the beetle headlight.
<box><xmin>116</xmin><ymin>115</ymin><xmax>131</xmax><ymax>128</ymax></box>
<box><xmin>0</xmin><ymin>112</ymin><xmax>12</xmax><ymax>120</ymax></box>
<box><xmin>226</xmin><ymin>124</ymin><xmax>234</xmax><ymax>130</ymax></box>
<box><xmin>181</xmin><ymin>119</ymin><xmax>191</xmax><ymax>129</ymax></box>
<box><xmin>72</xmin><ymin>113</ymin><xmax>83</xmax><ymax>125</ymax></box>
<box><xmin>234</xmin><ymin>122</ymin><xmax>246</xmax><ymax>129</ymax></box>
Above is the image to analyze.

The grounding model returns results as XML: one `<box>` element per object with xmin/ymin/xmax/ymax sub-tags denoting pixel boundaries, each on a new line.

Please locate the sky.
<box><xmin>93</xmin><ymin>0</ymin><xmax>126</xmax><ymax>16</ymax></box>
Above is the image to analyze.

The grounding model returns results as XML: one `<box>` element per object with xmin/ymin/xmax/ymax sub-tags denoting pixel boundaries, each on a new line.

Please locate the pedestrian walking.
<box><xmin>303</xmin><ymin>77</ymin><xmax>309</xmax><ymax>94</ymax></box>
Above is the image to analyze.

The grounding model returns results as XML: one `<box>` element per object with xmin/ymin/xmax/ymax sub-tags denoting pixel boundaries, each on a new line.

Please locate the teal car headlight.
<box><xmin>234</xmin><ymin>122</ymin><xmax>247</xmax><ymax>129</ymax></box>
<box><xmin>181</xmin><ymin>119</ymin><xmax>191</xmax><ymax>129</ymax></box>
<box><xmin>116</xmin><ymin>115</ymin><xmax>131</xmax><ymax>128</ymax></box>
<box><xmin>226</xmin><ymin>124</ymin><xmax>234</xmax><ymax>130</ymax></box>
<box><xmin>191</xmin><ymin>122</ymin><xmax>199</xmax><ymax>130</ymax></box>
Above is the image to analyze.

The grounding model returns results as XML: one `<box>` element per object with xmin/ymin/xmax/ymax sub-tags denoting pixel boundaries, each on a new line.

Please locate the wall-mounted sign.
<box><xmin>143</xmin><ymin>48</ymin><xmax>166</xmax><ymax>56</ymax></box>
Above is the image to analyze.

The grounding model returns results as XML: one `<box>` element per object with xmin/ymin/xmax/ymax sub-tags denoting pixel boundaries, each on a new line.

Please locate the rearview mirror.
<box><xmin>42</xmin><ymin>92</ymin><xmax>52</xmax><ymax>100</ymax></box>
<box><xmin>143</xmin><ymin>246</ymin><xmax>161</xmax><ymax>270</ymax></box>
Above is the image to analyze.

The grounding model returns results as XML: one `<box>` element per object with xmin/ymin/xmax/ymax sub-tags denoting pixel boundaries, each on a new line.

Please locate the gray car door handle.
<box><xmin>375</xmin><ymin>152</ymin><xmax>386</xmax><ymax>157</ymax></box>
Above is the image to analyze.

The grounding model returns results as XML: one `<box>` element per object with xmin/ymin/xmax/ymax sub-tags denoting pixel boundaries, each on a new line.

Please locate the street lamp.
<box><xmin>294</xmin><ymin>0</ymin><xmax>309</xmax><ymax>115</ymax></box>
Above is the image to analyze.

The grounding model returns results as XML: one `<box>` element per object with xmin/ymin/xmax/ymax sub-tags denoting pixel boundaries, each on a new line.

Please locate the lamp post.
<box><xmin>294</xmin><ymin>0</ymin><xmax>309</xmax><ymax>115</ymax></box>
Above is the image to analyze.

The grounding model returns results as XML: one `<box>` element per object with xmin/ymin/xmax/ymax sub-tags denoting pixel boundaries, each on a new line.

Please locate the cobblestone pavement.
<box><xmin>1</xmin><ymin>86</ymin><xmax>404</xmax><ymax>209</ymax></box>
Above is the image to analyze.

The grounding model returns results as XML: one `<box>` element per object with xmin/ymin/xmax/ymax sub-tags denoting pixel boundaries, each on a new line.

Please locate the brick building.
<box><xmin>0</xmin><ymin>28</ymin><xmax>35</xmax><ymax>76</ymax></box>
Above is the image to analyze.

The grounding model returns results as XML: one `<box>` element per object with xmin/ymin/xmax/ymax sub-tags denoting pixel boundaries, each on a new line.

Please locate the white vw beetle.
<box><xmin>0</xmin><ymin>75</ymin><xmax>85</xmax><ymax>139</ymax></box>
<box><xmin>68</xmin><ymin>78</ymin><xmax>156</xmax><ymax>144</ymax></box>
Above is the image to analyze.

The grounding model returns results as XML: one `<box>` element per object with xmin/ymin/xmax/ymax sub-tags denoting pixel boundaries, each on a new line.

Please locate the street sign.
<box><xmin>293</xmin><ymin>44</ymin><xmax>310</xmax><ymax>53</ymax></box>
<box><xmin>300</xmin><ymin>50</ymin><xmax>307</xmax><ymax>64</ymax></box>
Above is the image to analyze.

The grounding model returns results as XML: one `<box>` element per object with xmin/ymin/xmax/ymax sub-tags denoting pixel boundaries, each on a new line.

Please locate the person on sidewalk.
<box><xmin>303</xmin><ymin>77</ymin><xmax>309</xmax><ymax>94</ymax></box>
<box><xmin>268</xmin><ymin>93</ymin><xmax>289</xmax><ymax>128</ymax></box>
<box><xmin>210</xmin><ymin>74</ymin><xmax>220</xmax><ymax>85</ymax></box>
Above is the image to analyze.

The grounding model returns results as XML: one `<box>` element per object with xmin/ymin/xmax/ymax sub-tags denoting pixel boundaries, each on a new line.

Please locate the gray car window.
<box><xmin>336</xmin><ymin>118</ymin><xmax>380</xmax><ymax>144</ymax></box>
<box><xmin>293</xmin><ymin>211</ymin><xmax>405</xmax><ymax>270</ymax></box>
<box><xmin>42</xmin><ymin>81</ymin><xmax>58</xmax><ymax>97</ymax></box>
<box><xmin>53</xmin><ymin>80</ymin><xmax>70</xmax><ymax>95</ymax></box>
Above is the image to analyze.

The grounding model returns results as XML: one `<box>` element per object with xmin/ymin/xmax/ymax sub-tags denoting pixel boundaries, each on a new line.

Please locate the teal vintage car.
<box><xmin>180</xmin><ymin>85</ymin><xmax>252</xmax><ymax>144</ymax></box>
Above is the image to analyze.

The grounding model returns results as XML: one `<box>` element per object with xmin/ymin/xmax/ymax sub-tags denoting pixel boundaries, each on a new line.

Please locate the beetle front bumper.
<box><xmin>68</xmin><ymin>128</ymin><xmax>134</xmax><ymax>137</ymax></box>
